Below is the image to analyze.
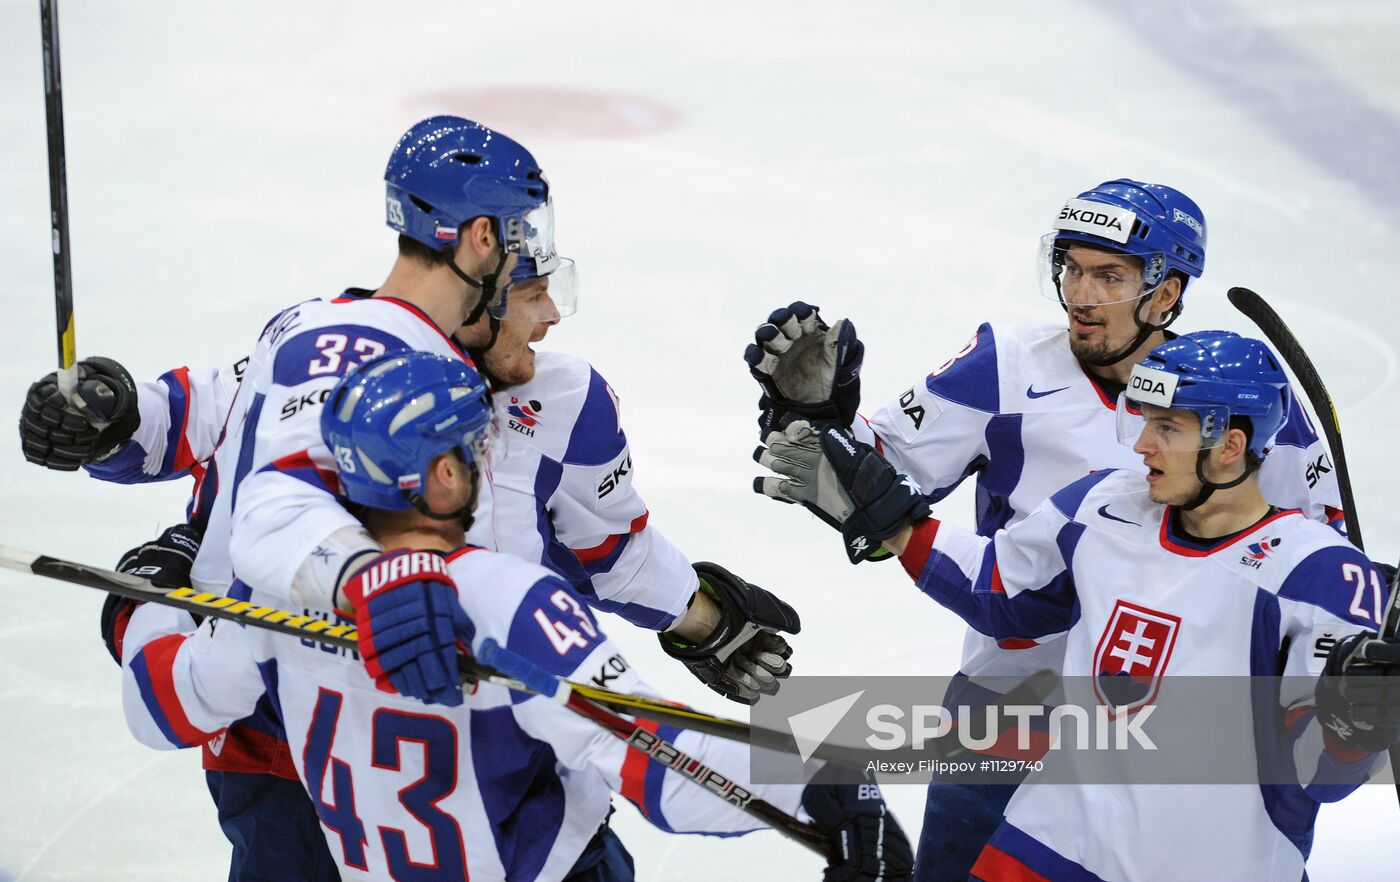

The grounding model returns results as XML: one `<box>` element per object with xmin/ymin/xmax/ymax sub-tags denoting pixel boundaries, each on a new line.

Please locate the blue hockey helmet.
<box><xmin>384</xmin><ymin>116</ymin><xmax>557</xmax><ymax>279</ymax></box>
<box><xmin>1043</xmin><ymin>179</ymin><xmax>1207</xmax><ymax>298</ymax></box>
<box><xmin>321</xmin><ymin>350</ymin><xmax>493</xmax><ymax>511</ymax></box>
<box><xmin>1119</xmin><ymin>330</ymin><xmax>1289</xmax><ymax>460</ymax></box>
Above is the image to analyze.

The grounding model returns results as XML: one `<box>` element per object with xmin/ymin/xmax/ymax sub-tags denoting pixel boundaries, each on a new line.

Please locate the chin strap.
<box><xmin>1054</xmin><ymin>272</ymin><xmax>1183</xmax><ymax>368</ymax></box>
<box><xmin>1180</xmin><ymin>449</ymin><xmax>1261</xmax><ymax>511</ymax></box>
<box><xmin>453</xmin><ymin>245</ymin><xmax>510</xmax><ymax>329</ymax></box>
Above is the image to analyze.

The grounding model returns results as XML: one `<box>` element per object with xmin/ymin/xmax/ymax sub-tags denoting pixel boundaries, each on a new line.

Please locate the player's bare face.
<box><xmin>1061</xmin><ymin>247</ymin><xmax>1147</xmax><ymax>364</ymax></box>
<box><xmin>1132</xmin><ymin>405</ymin><xmax>1206</xmax><ymax>504</ymax></box>
<box><xmin>479</xmin><ymin>278</ymin><xmax>561</xmax><ymax>388</ymax></box>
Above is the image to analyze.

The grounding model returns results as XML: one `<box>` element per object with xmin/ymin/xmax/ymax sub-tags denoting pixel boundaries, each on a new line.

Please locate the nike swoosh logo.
<box><xmin>1097</xmin><ymin>505</ymin><xmax>1140</xmax><ymax>527</ymax></box>
<box><xmin>1026</xmin><ymin>384</ymin><xmax>1070</xmax><ymax>399</ymax></box>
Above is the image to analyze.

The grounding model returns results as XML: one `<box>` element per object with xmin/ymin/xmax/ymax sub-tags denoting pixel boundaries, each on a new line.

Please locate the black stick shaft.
<box><xmin>1227</xmin><ymin>287</ymin><xmax>1363</xmax><ymax>549</ymax></box>
<box><xmin>1226</xmin><ymin>287</ymin><xmax>1398</xmax><ymax>805</ymax></box>
<box><xmin>40</xmin><ymin>0</ymin><xmax>76</xmax><ymax>374</ymax></box>
<box><xmin>0</xmin><ymin>545</ymin><xmax>831</xmax><ymax>855</ymax></box>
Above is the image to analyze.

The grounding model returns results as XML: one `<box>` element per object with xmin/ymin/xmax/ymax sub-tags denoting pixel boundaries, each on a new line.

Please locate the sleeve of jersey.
<box><xmin>84</xmin><ymin>363</ymin><xmax>239</xmax><ymax>484</ymax></box>
<box><xmin>1258</xmin><ymin>392</ymin><xmax>1346</xmax><ymax>535</ymax></box>
<box><xmin>897</xmin><ymin>488</ymin><xmax>1082</xmax><ymax>642</ymax></box>
<box><xmin>548</xmin><ymin>368</ymin><xmax>697</xmax><ymax>631</ymax></box>
<box><xmin>856</xmin><ymin>323</ymin><xmax>999</xmax><ymax>504</ymax></box>
<box><xmin>504</xmin><ymin>579</ymin><xmax>804</xmax><ymax>835</ymax></box>
<box><xmin>121</xmin><ymin>604</ymin><xmax>265</xmax><ymax>751</ymax></box>
<box><xmin>228</xmin><ymin>324</ymin><xmax>406</xmax><ymax>604</ymax></box>
<box><xmin>1274</xmin><ymin>546</ymin><xmax>1384</xmax><ymax>799</ymax></box>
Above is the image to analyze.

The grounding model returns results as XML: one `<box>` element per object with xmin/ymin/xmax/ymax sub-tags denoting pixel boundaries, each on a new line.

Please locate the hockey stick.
<box><xmin>0</xmin><ymin>544</ymin><xmax>832</xmax><ymax>856</ymax></box>
<box><xmin>1227</xmin><ymin>287</ymin><xmax>1363</xmax><ymax>548</ymax></box>
<box><xmin>479</xmin><ymin>640</ymin><xmax>832</xmax><ymax>858</ymax></box>
<box><xmin>1226</xmin><ymin>287</ymin><xmax>1400</xmax><ymax>804</ymax></box>
<box><xmin>40</xmin><ymin>0</ymin><xmax>78</xmax><ymax>399</ymax></box>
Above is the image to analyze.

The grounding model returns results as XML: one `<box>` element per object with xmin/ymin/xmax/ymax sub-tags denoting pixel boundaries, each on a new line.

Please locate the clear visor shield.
<box><xmin>504</xmin><ymin>198</ymin><xmax>558</xmax><ymax>269</ymax></box>
<box><xmin>494</xmin><ymin>256</ymin><xmax>579</xmax><ymax>322</ymax></box>
<box><xmin>1115</xmin><ymin>376</ymin><xmax>1228</xmax><ymax>454</ymax></box>
<box><xmin>1037</xmin><ymin>234</ymin><xmax>1165</xmax><ymax>308</ymax></box>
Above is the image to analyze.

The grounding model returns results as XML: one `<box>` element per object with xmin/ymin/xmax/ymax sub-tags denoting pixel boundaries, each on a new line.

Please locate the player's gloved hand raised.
<box><xmin>20</xmin><ymin>356</ymin><xmax>140</xmax><ymax>471</ymax></box>
<box><xmin>1315</xmin><ymin>630</ymin><xmax>1400</xmax><ymax>754</ymax></box>
<box><xmin>339</xmin><ymin>549</ymin><xmax>475</xmax><ymax>707</ymax></box>
<box><xmin>659</xmin><ymin>562</ymin><xmax>800</xmax><ymax>705</ymax></box>
<box><xmin>100</xmin><ymin>523</ymin><xmax>204</xmax><ymax>664</ymax></box>
<box><xmin>802</xmin><ymin>778</ymin><xmax>914</xmax><ymax>881</ymax></box>
<box><xmin>745</xmin><ymin>302</ymin><xmax>863</xmax><ymax>437</ymax></box>
<box><xmin>755</xmin><ymin>420</ymin><xmax>928</xmax><ymax>563</ymax></box>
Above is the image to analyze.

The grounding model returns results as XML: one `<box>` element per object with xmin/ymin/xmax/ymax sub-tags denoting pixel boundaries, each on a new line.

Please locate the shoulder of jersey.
<box><xmin>921</xmin><ymin>322</ymin><xmax>1082</xmax><ymax>416</ymax></box>
<box><xmin>1228</xmin><ymin>511</ymin><xmax>1367</xmax><ymax>596</ymax></box>
<box><xmin>1049</xmin><ymin>468</ymin><xmax>1158</xmax><ymax>534</ymax></box>
<box><xmin>447</xmin><ymin>547</ymin><xmax>562</xmax><ymax>635</ymax></box>
<box><xmin>496</xmin><ymin>351</ymin><xmax>626</xmax><ymax>466</ymax></box>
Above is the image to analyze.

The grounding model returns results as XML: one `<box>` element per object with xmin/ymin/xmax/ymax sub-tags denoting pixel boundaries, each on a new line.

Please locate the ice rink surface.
<box><xmin>2</xmin><ymin>0</ymin><xmax>1398</xmax><ymax>878</ymax></box>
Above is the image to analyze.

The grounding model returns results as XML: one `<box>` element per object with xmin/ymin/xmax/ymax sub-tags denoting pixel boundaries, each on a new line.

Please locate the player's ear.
<box><xmin>454</xmin><ymin>216</ymin><xmax>497</xmax><ymax>263</ymax></box>
<box><xmin>1217</xmin><ymin>426</ymin><xmax>1249</xmax><ymax>468</ymax></box>
<box><xmin>1150</xmin><ymin>274</ymin><xmax>1183</xmax><ymax>318</ymax></box>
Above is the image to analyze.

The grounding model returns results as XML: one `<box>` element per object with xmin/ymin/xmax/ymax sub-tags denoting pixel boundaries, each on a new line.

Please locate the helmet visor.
<box><xmin>504</xmin><ymin>198</ymin><xmax>558</xmax><ymax>269</ymax></box>
<box><xmin>1038</xmin><ymin>234</ymin><xmax>1165</xmax><ymax>308</ymax></box>
<box><xmin>495</xmin><ymin>257</ymin><xmax>578</xmax><ymax>322</ymax></box>
<box><xmin>1115</xmin><ymin>363</ymin><xmax>1228</xmax><ymax>452</ymax></box>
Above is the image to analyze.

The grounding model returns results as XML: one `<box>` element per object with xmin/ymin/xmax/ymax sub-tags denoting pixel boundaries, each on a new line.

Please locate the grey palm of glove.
<box><xmin>753</xmin><ymin>420</ymin><xmax>855</xmax><ymax>532</ymax></box>
<box><xmin>659</xmin><ymin>562</ymin><xmax>800</xmax><ymax>705</ymax></box>
<box><xmin>754</xmin><ymin>420</ymin><xmax>929</xmax><ymax>563</ymax></box>
<box><xmin>745</xmin><ymin>301</ymin><xmax>864</xmax><ymax>436</ymax></box>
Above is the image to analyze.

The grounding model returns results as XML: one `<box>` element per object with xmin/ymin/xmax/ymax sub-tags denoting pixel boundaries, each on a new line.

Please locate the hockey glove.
<box><xmin>20</xmin><ymin>357</ymin><xmax>140</xmax><ymax>471</ymax></box>
<box><xmin>101</xmin><ymin>523</ymin><xmax>205</xmax><ymax>664</ymax></box>
<box><xmin>1315</xmin><ymin>630</ymin><xmax>1400</xmax><ymax>754</ymax></box>
<box><xmin>340</xmin><ymin>549</ymin><xmax>475</xmax><ymax>707</ymax></box>
<box><xmin>755</xmin><ymin>420</ymin><xmax>928</xmax><ymax>563</ymax></box>
<box><xmin>659</xmin><ymin>562</ymin><xmax>801</xmax><ymax>705</ymax></box>
<box><xmin>802</xmin><ymin>778</ymin><xmax>914</xmax><ymax>882</ymax></box>
<box><xmin>745</xmin><ymin>301</ymin><xmax>863</xmax><ymax>436</ymax></box>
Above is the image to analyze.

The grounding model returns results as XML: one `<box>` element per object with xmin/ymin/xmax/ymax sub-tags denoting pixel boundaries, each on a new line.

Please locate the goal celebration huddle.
<box><xmin>14</xmin><ymin>114</ymin><xmax>1400</xmax><ymax>882</ymax></box>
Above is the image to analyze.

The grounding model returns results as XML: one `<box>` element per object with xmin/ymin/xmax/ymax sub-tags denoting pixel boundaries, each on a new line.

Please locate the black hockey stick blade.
<box><xmin>1226</xmin><ymin>287</ymin><xmax>1363</xmax><ymax>550</ymax></box>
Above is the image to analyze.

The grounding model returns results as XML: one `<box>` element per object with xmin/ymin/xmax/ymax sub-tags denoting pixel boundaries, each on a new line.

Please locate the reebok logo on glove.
<box><xmin>825</xmin><ymin>426</ymin><xmax>856</xmax><ymax>457</ymax></box>
<box><xmin>356</xmin><ymin>552</ymin><xmax>451</xmax><ymax>598</ymax></box>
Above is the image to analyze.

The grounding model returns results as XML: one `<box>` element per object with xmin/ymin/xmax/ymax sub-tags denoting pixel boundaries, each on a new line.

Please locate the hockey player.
<box><xmin>23</xmin><ymin>114</ymin><xmax>796</xmax><ymax>706</ymax></box>
<box><xmin>744</xmin><ymin>180</ymin><xmax>1352</xmax><ymax>880</ymax></box>
<box><xmin>118</xmin><ymin>350</ymin><xmax>913</xmax><ymax>882</ymax></box>
<box><xmin>753</xmin><ymin>331</ymin><xmax>1398</xmax><ymax>880</ymax></box>
<box><xmin>21</xmin><ymin>115</ymin><xmax>796</xmax><ymax>878</ymax></box>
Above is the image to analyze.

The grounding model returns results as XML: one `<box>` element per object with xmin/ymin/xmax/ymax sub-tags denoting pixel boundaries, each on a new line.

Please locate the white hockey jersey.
<box><xmin>853</xmin><ymin>322</ymin><xmax>1345</xmax><ymax>681</ymax></box>
<box><xmin>90</xmin><ymin>296</ymin><xmax>696</xmax><ymax>629</ymax></box>
<box><xmin>121</xmin><ymin>547</ymin><xmax>804</xmax><ymax>882</ymax></box>
<box><xmin>897</xmin><ymin>468</ymin><xmax>1381</xmax><ymax>881</ymax></box>
<box><xmin>469</xmin><ymin>351</ymin><xmax>696</xmax><ymax>629</ymax></box>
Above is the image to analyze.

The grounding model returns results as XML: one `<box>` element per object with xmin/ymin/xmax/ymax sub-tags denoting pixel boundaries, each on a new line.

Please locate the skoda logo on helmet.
<box><xmin>1127</xmin><ymin>366</ymin><xmax>1179</xmax><ymax>407</ymax></box>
